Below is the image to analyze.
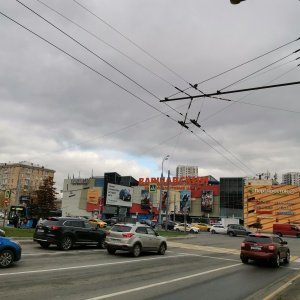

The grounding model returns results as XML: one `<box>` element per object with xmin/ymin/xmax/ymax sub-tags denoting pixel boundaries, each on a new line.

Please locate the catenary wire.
<box><xmin>218</xmin><ymin>49</ymin><xmax>299</xmax><ymax>91</ymax></box>
<box><xmin>0</xmin><ymin>10</ymin><xmax>256</xmax><ymax>176</ymax></box>
<box><xmin>166</xmin><ymin>37</ymin><xmax>300</xmax><ymax>99</ymax></box>
<box><xmin>72</xmin><ymin>0</ymin><xmax>189</xmax><ymax>84</ymax></box>
<box><xmin>36</xmin><ymin>0</ymin><xmax>176</xmax><ymax>88</ymax></box>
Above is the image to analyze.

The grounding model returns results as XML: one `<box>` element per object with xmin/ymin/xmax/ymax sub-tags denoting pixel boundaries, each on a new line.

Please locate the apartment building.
<box><xmin>0</xmin><ymin>161</ymin><xmax>55</xmax><ymax>205</ymax></box>
<box><xmin>176</xmin><ymin>165</ymin><xmax>198</xmax><ymax>177</ymax></box>
<box><xmin>282</xmin><ymin>172</ymin><xmax>300</xmax><ymax>186</ymax></box>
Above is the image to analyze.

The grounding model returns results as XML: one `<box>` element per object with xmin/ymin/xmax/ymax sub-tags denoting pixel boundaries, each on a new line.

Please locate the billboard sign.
<box><xmin>141</xmin><ymin>190</ymin><xmax>151</xmax><ymax>210</ymax></box>
<box><xmin>106</xmin><ymin>183</ymin><xmax>133</xmax><ymax>207</ymax></box>
<box><xmin>201</xmin><ymin>190</ymin><xmax>213</xmax><ymax>212</ymax></box>
<box><xmin>161</xmin><ymin>190</ymin><xmax>168</xmax><ymax>209</ymax></box>
<box><xmin>86</xmin><ymin>188</ymin><xmax>101</xmax><ymax>205</ymax></box>
<box><xmin>180</xmin><ymin>190</ymin><xmax>191</xmax><ymax>211</ymax></box>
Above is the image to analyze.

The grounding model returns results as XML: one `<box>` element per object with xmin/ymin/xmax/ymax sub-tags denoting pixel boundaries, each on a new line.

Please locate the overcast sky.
<box><xmin>1</xmin><ymin>0</ymin><xmax>300</xmax><ymax>192</ymax></box>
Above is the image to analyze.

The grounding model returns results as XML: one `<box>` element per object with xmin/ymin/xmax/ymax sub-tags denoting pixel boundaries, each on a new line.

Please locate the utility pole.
<box><xmin>165</xmin><ymin>170</ymin><xmax>170</xmax><ymax>231</ymax></box>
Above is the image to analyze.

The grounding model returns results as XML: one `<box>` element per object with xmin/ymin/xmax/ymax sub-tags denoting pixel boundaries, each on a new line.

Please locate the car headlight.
<box><xmin>11</xmin><ymin>240</ymin><xmax>21</xmax><ymax>247</ymax></box>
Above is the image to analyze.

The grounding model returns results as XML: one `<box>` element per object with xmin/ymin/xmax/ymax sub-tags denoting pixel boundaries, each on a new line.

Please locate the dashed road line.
<box><xmin>168</xmin><ymin>241</ymin><xmax>300</xmax><ymax>261</ymax></box>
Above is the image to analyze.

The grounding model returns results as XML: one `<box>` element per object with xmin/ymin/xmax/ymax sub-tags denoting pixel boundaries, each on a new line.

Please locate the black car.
<box><xmin>103</xmin><ymin>217</ymin><xmax>119</xmax><ymax>226</ymax></box>
<box><xmin>162</xmin><ymin>221</ymin><xmax>177</xmax><ymax>230</ymax></box>
<box><xmin>33</xmin><ymin>217</ymin><xmax>107</xmax><ymax>250</ymax></box>
<box><xmin>138</xmin><ymin>219</ymin><xmax>156</xmax><ymax>229</ymax></box>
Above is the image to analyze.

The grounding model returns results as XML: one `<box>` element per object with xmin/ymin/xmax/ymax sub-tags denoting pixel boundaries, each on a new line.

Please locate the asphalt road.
<box><xmin>1</xmin><ymin>232</ymin><xmax>300</xmax><ymax>300</ymax></box>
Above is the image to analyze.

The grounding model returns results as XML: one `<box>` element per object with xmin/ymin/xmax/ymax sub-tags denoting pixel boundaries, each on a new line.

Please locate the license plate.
<box><xmin>251</xmin><ymin>246</ymin><xmax>261</xmax><ymax>250</ymax></box>
<box><xmin>111</xmin><ymin>238</ymin><xmax>121</xmax><ymax>243</ymax></box>
<box><xmin>37</xmin><ymin>229</ymin><xmax>44</xmax><ymax>233</ymax></box>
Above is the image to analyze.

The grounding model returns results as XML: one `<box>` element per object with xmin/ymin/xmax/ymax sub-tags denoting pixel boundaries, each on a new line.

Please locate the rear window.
<box><xmin>245</xmin><ymin>236</ymin><xmax>271</xmax><ymax>244</ymax></box>
<box><xmin>42</xmin><ymin>220</ymin><xmax>60</xmax><ymax>226</ymax></box>
<box><xmin>111</xmin><ymin>225</ymin><xmax>132</xmax><ymax>232</ymax></box>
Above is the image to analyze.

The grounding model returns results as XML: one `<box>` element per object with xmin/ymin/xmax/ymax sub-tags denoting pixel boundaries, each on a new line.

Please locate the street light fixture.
<box><xmin>158</xmin><ymin>155</ymin><xmax>169</xmax><ymax>229</ymax></box>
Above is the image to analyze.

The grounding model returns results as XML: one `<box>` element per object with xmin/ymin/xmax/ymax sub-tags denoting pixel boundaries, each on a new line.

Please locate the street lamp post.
<box><xmin>158</xmin><ymin>155</ymin><xmax>169</xmax><ymax>230</ymax></box>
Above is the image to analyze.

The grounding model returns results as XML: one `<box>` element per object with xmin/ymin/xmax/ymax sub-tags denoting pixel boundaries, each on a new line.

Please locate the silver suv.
<box><xmin>105</xmin><ymin>223</ymin><xmax>167</xmax><ymax>257</ymax></box>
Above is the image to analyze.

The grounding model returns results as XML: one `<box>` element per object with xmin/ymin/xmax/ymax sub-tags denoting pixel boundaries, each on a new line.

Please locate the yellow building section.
<box><xmin>244</xmin><ymin>185</ymin><xmax>300</xmax><ymax>232</ymax></box>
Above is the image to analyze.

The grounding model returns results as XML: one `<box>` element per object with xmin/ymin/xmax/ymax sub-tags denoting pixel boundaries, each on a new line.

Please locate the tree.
<box><xmin>31</xmin><ymin>177</ymin><xmax>58</xmax><ymax>219</ymax></box>
<box><xmin>252</xmin><ymin>219</ymin><xmax>263</xmax><ymax>232</ymax></box>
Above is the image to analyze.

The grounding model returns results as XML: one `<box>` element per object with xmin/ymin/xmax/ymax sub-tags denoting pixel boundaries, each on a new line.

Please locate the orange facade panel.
<box><xmin>244</xmin><ymin>185</ymin><xmax>300</xmax><ymax>232</ymax></box>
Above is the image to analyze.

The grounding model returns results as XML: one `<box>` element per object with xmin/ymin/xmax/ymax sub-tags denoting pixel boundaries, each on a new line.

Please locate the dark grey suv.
<box><xmin>33</xmin><ymin>217</ymin><xmax>107</xmax><ymax>250</ymax></box>
<box><xmin>227</xmin><ymin>224</ymin><xmax>253</xmax><ymax>237</ymax></box>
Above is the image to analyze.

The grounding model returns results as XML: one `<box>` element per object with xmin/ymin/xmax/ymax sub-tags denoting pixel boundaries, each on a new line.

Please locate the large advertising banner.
<box><xmin>106</xmin><ymin>183</ymin><xmax>133</xmax><ymax>207</ymax></box>
<box><xmin>86</xmin><ymin>188</ymin><xmax>101</xmax><ymax>205</ymax></box>
<box><xmin>201</xmin><ymin>190</ymin><xmax>213</xmax><ymax>212</ymax></box>
<box><xmin>161</xmin><ymin>190</ymin><xmax>168</xmax><ymax>209</ymax></box>
<box><xmin>141</xmin><ymin>190</ymin><xmax>151</xmax><ymax>210</ymax></box>
<box><xmin>180</xmin><ymin>190</ymin><xmax>191</xmax><ymax>211</ymax></box>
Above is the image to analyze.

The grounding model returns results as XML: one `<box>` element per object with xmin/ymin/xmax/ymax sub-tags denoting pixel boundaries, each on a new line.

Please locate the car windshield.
<box><xmin>111</xmin><ymin>225</ymin><xmax>132</xmax><ymax>232</ymax></box>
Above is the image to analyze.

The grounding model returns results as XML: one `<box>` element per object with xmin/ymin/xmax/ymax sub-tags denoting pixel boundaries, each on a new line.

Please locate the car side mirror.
<box><xmin>282</xmin><ymin>241</ymin><xmax>288</xmax><ymax>245</ymax></box>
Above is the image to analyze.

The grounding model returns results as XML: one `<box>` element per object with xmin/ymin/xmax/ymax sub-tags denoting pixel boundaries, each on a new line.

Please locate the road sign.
<box><xmin>149</xmin><ymin>183</ymin><xmax>157</xmax><ymax>193</ymax></box>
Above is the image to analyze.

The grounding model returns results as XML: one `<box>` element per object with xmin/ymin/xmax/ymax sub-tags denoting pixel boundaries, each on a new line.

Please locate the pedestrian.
<box><xmin>13</xmin><ymin>214</ymin><xmax>19</xmax><ymax>228</ymax></box>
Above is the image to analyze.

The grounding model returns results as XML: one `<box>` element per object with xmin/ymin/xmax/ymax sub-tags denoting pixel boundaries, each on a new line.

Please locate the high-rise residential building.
<box><xmin>176</xmin><ymin>165</ymin><xmax>198</xmax><ymax>177</ymax></box>
<box><xmin>0</xmin><ymin>161</ymin><xmax>55</xmax><ymax>205</ymax></box>
<box><xmin>282</xmin><ymin>172</ymin><xmax>300</xmax><ymax>186</ymax></box>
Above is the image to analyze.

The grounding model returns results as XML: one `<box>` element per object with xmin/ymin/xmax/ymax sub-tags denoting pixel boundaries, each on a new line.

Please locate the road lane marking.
<box><xmin>85</xmin><ymin>263</ymin><xmax>243</xmax><ymax>300</ymax></box>
<box><xmin>0</xmin><ymin>253</ymin><xmax>188</xmax><ymax>277</ymax></box>
<box><xmin>168</xmin><ymin>242</ymin><xmax>300</xmax><ymax>261</ymax></box>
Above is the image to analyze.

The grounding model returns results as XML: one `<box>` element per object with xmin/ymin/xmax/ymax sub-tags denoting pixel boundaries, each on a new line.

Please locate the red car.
<box><xmin>240</xmin><ymin>233</ymin><xmax>290</xmax><ymax>268</ymax></box>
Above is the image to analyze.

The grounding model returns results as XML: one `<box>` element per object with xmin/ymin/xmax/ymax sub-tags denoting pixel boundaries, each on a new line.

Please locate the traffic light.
<box><xmin>4</xmin><ymin>189</ymin><xmax>11</xmax><ymax>199</ymax></box>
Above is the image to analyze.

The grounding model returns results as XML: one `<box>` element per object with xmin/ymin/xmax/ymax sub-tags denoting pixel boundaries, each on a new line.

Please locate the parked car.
<box><xmin>227</xmin><ymin>224</ymin><xmax>253</xmax><ymax>237</ymax></box>
<box><xmin>103</xmin><ymin>217</ymin><xmax>119</xmax><ymax>226</ymax></box>
<box><xmin>273</xmin><ymin>223</ymin><xmax>300</xmax><ymax>237</ymax></box>
<box><xmin>33</xmin><ymin>217</ymin><xmax>107</xmax><ymax>250</ymax></box>
<box><xmin>191</xmin><ymin>223</ymin><xmax>211</xmax><ymax>232</ymax></box>
<box><xmin>0</xmin><ymin>237</ymin><xmax>22</xmax><ymax>268</ymax></box>
<box><xmin>88</xmin><ymin>218</ymin><xmax>107</xmax><ymax>228</ymax></box>
<box><xmin>105</xmin><ymin>223</ymin><xmax>167</xmax><ymax>257</ymax></box>
<box><xmin>138</xmin><ymin>219</ymin><xmax>156</xmax><ymax>229</ymax></box>
<box><xmin>210</xmin><ymin>224</ymin><xmax>227</xmax><ymax>234</ymax></box>
<box><xmin>240</xmin><ymin>233</ymin><xmax>290</xmax><ymax>268</ymax></box>
<box><xmin>162</xmin><ymin>220</ymin><xmax>177</xmax><ymax>230</ymax></box>
<box><xmin>173</xmin><ymin>223</ymin><xmax>200</xmax><ymax>234</ymax></box>
<box><xmin>0</xmin><ymin>228</ymin><xmax>5</xmax><ymax>237</ymax></box>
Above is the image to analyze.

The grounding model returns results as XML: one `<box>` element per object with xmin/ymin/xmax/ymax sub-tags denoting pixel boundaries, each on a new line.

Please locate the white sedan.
<box><xmin>210</xmin><ymin>224</ymin><xmax>227</xmax><ymax>234</ymax></box>
<box><xmin>173</xmin><ymin>223</ymin><xmax>200</xmax><ymax>234</ymax></box>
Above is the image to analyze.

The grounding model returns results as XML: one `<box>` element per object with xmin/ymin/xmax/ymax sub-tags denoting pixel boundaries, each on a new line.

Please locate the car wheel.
<box><xmin>276</xmin><ymin>232</ymin><xmax>282</xmax><ymax>237</ymax></box>
<box><xmin>157</xmin><ymin>243</ymin><xmax>166</xmax><ymax>255</ymax></box>
<box><xmin>229</xmin><ymin>231</ymin><xmax>234</xmax><ymax>237</ymax></box>
<box><xmin>0</xmin><ymin>249</ymin><xmax>14</xmax><ymax>268</ymax></box>
<box><xmin>39</xmin><ymin>242</ymin><xmax>51</xmax><ymax>248</ymax></box>
<box><xmin>97</xmin><ymin>224</ymin><xmax>100</xmax><ymax>228</ymax></box>
<box><xmin>241</xmin><ymin>258</ymin><xmax>248</xmax><ymax>264</ymax></box>
<box><xmin>284</xmin><ymin>251</ymin><xmax>290</xmax><ymax>264</ymax></box>
<box><xmin>176</xmin><ymin>228</ymin><xmax>180</xmax><ymax>232</ymax></box>
<box><xmin>297</xmin><ymin>234</ymin><xmax>300</xmax><ymax>238</ymax></box>
<box><xmin>59</xmin><ymin>236</ymin><xmax>73</xmax><ymax>251</ymax></box>
<box><xmin>190</xmin><ymin>229</ymin><xmax>194</xmax><ymax>234</ymax></box>
<box><xmin>97</xmin><ymin>237</ymin><xmax>106</xmax><ymax>249</ymax></box>
<box><xmin>207</xmin><ymin>229</ymin><xmax>210</xmax><ymax>232</ymax></box>
<box><xmin>273</xmin><ymin>253</ymin><xmax>280</xmax><ymax>268</ymax></box>
<box><xmin>211</xmin><ymin>230</ymin><xmax>215</xmax><ymax>234</ymax></box>
<box><xmin>107</xmin><ymin>247</ymin><xmax>116</xmax><ymax>254</ymax></box>
<box><xmin>132</xmin><ymin>243</ymin><xmax>141</xmax><ymax>257</ymax></box>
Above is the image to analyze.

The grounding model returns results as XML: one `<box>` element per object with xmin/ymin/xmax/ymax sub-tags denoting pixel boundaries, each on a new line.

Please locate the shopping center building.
<box><xmin>61</xmin><ymin>172</ymin><xmax>300</xmax><ymax>229</ymax></box>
